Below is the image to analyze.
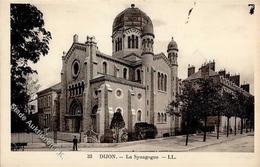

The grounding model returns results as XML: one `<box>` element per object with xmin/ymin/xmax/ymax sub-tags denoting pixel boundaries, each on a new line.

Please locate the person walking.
<box><xmin>73</xmin><ymin>136</ymin><xmax>78</xmax><ymax>151</ymax></box>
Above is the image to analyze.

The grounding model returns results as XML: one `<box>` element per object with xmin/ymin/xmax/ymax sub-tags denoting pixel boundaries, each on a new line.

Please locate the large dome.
<box><xmin>112</xmin><ymin>4</ymin><xmax>153</xmax><ymax>34</ymax></box>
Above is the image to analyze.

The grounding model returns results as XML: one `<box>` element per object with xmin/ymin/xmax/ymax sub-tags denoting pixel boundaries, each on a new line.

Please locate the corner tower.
<box><xmin>141</xmin><ymin>22</ymin><xmax>155</xmax><ymax>124</ymax></box>
<box><xmin>167</xmin><ymin>37</ymin><xmax>178</xmax><ymax>101</ymax></box>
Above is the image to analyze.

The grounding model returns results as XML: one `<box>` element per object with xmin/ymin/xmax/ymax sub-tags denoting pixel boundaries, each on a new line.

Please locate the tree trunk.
<box><xmin>245</xmin><ymin>119</ymin><xmax>248</xmax><ymax>133</ymax></box>
<box><xmin>240</xmin><ymin>118</ymin><xmax>243</xmax><ymax>134</ymax></box>
<box><xmin>217</xmin><ymin>113</ymin><xmax>220</xmax><ymax>139</ymax></box>
<box><xmin>185</xmin><ymin>120</ymin><xmax>189</xmax><ymax>146</ymax></box>
<box><xmin>185</xmin><ymin>126</ymin><xmax>189</xmax><ymax>146</ymax></box>
<box><xmin>234</xmin><ymin>116</ymin><xmax>237</xmax><ymax>135</ymax></box>
<box><xmin>203</xmin><ymin>116</ymin><xmax>207</xmax><ymax>142</ymax></box>
<box><xmin>226</xmin><ymin>117</ymin><xmax>230</xmax><ymax>137</ymax></box>
<box><xmin>116</xmin><ymin>128</ymin><xmax>119</xmax><ymax>143</ymax></box>
<box><xmin>249</xmin><ymin>120</ymin><xmax>252</xmax><ymax>132</ymax></box>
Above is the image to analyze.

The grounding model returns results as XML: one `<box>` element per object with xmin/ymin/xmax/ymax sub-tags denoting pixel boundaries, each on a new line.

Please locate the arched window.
<box><xmin>164</xmin><ymin>74</ymin><xmax>167</xmax><ymax>91</ymax></box>
<box><xmin>82</xmin><ymin>81</ymin><xmax>85</xmax><ymax>93</ymax></box>
<box><xmin>161</xmin><ymin>113</ymin><xmax>164</xmax><ymax>122</ymax></box>
<box><xmin>78</xmin><ymin>83</ymin><xmax>81</xmax><ymax>94</ymax></box>
<box><xmin>115</xmin><ymin>39</ymin><xmax>118</xmax><ymax>52</ymax></box>
<box><xmin>114</xmin><ymin>65</ymin><xmax>118</xmax><ymax>77</ymax></box>
<box><xmin>123</xmin><ymin>68</ymin><xmax>127</xmax><ymax>79</ymax></box>
<box><xmin>103</xmin><ymin>62</ymin><xmax>107</xmax><ymax>74</ymax></box>
<box><xmin>135</xmin><ymin>36</ymin><xmax>139</xmax><ymax>49</ymax></box>
<box><xmin>164</xmin><ymin>113</ymin><xmax>167</xmax><ymax>122</ymax></box>
<box><xmin>142</xmin><ymin>39</ymin><xmax>146</xmax><ymax>49</ymax></box>
<box><xmin>128</xmin><ymin>36</ymin><xmax>131</xmax><ymax>48</ymax></box>
<box><xmin>75</xmin><ymin>84</ymin><xmax>79</xmax><ymax>95</ymax></box>
<box><xmin>137</xmin><ymin>110</ymin><xmax>141</xmax><ymax>122</ymax></box>
<box><xmin>158</xmin><ymin>72</ymin><xmax>161</xmax><ymax>90</ymax></box>
<box><xmin>71</xmin><ymin>85</ymin><xmax>74</xmax><ymax>96</ymax></box>
<box><xmin>161</xmin><ymin>74</ymin><xmax>164</xmax><ymax>91</ymax></box>
<box><xmin>48</xmin><ymin>96</ymin><xmax>51</xmax><ymax>107</ymax></box>
<box><xmin>70</xmin><ymin>101</ymin><xmax>82</xmax><ymax>115</ymax></box>
<box><xmin>131</xmin><ymin>35</ymin><xmax>135</xmax><ymax>48</ymax></box>
<box><xmin>117</xmin><ymin>38</ymin><xmax>119</xmax><ymax>51</ymax></box>
<box><xmin>158</xmin><ymin>113</ymin><xmax>160</xmax><ymax>122</ymax></box>
<box><xmin>118</xmin><ymin>38</ymin><xmax>120</xmax><ymax>51</ymax></box>
<box><xmin>46</xmin><ymin>96</ymin><xmax>49</xmax><ymax>107</ymax></box>
<box><xmin>119</xmin><ymin>38</ymin><xmax>122</xmax><ymax>50</ymax></box>
<box><xmin>136</xmin><ymin>69</ymin><xmax>141</xmax><ymax>82</ymax></box>
<box><xmin>147</xmin><ymin>38</ymin><xmax>150</xmax><ymax>48</ymax></box>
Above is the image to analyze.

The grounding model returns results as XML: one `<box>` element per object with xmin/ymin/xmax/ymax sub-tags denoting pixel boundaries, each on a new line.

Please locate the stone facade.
<box><xmin>37</xmin><ymin>4</ymin><xmax>181</xmax><ymax>140</ymax></box>
<box><xmin>37</xmin><ymin>83</ymin><xmax>61</xmax><ymax>131</ymax></box>
<box><xmin>184</xmin><ymin>61</ymin><xmax>253</xmax><ymax>133</ymax></box>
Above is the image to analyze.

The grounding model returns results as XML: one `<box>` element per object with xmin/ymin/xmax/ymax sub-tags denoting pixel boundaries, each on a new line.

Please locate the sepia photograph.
<box><xmin>1</xmin><ymin>0</ymin><xmax>259</xmax><ymax>166</ymax></box>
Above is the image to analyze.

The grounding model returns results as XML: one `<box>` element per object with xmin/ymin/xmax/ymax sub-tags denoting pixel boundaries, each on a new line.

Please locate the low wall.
<box><xmin>47</xmin><ymin>132</ymin><xmax>80</xmax><ymax>142</ymax></box>
<box><xmin>11</xmin><ymin>133</ymin><xmax>42</xmax><ymax>143</ymax></box>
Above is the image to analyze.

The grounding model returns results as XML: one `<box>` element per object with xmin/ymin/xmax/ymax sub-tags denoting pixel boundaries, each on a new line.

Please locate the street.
<box><xmin>190</xmin><ymin>134</ymin><xmax>254</xmax><ymax>152</ymax></box>
<box><xmin>24</xmin><ymin>133</ymin><xmax>254</xmax><ymax>152</ymax></box>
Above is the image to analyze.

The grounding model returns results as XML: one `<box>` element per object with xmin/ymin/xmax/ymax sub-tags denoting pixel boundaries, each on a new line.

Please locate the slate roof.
<box><xmin>37</xmin><ymin>82</ymin><xmax>61</xmax><ymax>95</ymax></box>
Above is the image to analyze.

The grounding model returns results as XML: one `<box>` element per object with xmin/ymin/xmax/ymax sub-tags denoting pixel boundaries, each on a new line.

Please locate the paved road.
<box><xmin>190</xmin><ymin>135</ymin><xmax>254</xmax><ymax>152</ymax></box>
<box><xmin>24</xmin><ymin>133</ymin><xmax>254</xmax><ymax>152</ymax></box>
<box><xmin>77</xmin><ymin>133</ymin><xmax>254</xmax><ymax>152</ymax></box>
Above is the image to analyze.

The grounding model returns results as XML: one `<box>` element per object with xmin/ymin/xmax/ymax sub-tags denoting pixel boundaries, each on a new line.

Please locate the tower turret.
<box><xmin>167</xmin><ymin>37</ymin><xmax>178</xmax><ymax>101</ymax></box>
<box><xmin>141</xmin><ymin>22</ymin><xmax>155</xmax><ymax>124</ymax></box>
<box><xmin>141</xmin><ymin>22</ymin><xmax>154</xmax><ymax>66</ymax></box>
<box><xmin>167</xmin><ymin>37</ymin><xmax>178</xmax><ymax>66</ymax></box>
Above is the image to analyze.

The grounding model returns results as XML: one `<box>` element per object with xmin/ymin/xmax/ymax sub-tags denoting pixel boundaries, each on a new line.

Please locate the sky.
<box><xmin>31</xmin><ymin>0</ymin><xmax>258</xmax><ymax>94</ymax></box>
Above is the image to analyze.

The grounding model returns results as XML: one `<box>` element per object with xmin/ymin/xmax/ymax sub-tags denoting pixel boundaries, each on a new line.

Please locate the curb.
<box><xmin>186</xmin><ymin>133</ymin><xmax>253</xmax><ymax>151</ymax></box>
<box><xmin>25</xmin><ymin>132</ymin><xmax>254</xmax><ymax>151</ymax></box>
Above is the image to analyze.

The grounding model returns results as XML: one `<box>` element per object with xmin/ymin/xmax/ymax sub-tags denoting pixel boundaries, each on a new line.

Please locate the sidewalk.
<box><xmin>24</xmin><ymin>132</ymin><xmax>254</xmax><ymax>151</ymax></box>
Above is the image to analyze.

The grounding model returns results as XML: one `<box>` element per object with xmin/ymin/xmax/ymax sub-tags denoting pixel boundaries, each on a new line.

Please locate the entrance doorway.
<box><xmin>69</xmin><ymin>100</ymin><xmax>82</xmax><ymax>133</ymax></box>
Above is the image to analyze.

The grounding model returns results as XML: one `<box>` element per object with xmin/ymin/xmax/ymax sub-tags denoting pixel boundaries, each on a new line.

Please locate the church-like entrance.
<box><xmin>68</xmin><ymin>100</ymin><xmax>82</xmax><ymax>133</ymax></box>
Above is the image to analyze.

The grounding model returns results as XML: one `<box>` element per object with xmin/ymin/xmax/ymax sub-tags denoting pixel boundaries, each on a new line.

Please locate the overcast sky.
<box><xmin>31</xmin><ymin>0</ymin><xmax>258</xmax><ymax>94</ymax></box>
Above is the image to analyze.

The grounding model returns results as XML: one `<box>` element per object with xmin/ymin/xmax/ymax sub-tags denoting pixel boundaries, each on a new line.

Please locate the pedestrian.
<box><xmin>73</xmin><ymin>136</ymin><xmax>78</xmax><ymax>151</ymax></box>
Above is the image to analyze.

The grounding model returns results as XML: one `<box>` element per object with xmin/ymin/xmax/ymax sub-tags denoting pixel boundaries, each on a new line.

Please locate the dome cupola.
<box><xmin>112</xmin><ymin>4</ymin><xmax>154</xmax><ymax>58</ymax></box>
<box><xmin>142</xmin><ymin>21</ymin><xmax>154</xmax><ymax>37</ymax></box>
<box><xmin>167</xmin><ymin>37</ymin><xmax>178</xmax><ymax>52</ymax></box>
<box><xmin>112</xmin><ymin>4</ymin><xmax>153</xmax><ymax>35</ymax></box>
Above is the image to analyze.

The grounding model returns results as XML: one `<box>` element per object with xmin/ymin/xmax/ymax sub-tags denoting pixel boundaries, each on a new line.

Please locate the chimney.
<box><xmin>218</xmin><ymin>70</ymin><xmax>226</xmax><ymax>77</ymax></box>
<box><xmin>225</xmin><ymin>73</ymin><xmax>230</xmax><ymax>79</ymax></box>
<box><xmin>241</xmin><ymin>84</ymin><xmax>250</xmax><ymax>92</ymax></box>
<box><xmin>188</xmin><ymin>65</ymin><xmax>195</xmax><ymax>77</ymax></box>
<box><xmin>230</xmin><ymin>75</ymin><xmax>240</xmax><ymax>86</ymax></box>
<box><xmin>73</xmin><ymin>34</ymin><xmax>78</xmax><ymax>43</ymax></box>
<box><xmin>198</xmin><ymin>63</ymin><xmax>210</xmax><ymax>79</ymax></box>
<box><xmin>208</xmin><ymin>60</ymin><xmax>215</xmax><ymax>71</ymax></box>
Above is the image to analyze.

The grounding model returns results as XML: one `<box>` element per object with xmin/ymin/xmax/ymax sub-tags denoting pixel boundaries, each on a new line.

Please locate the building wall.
<box><xmin>56</xmin><ymin>37</ymin><xmax>178</xmax><ymax>139</ymax></box>
<box><xmin>106</xmin><ymin>82</ymin><xmax>146</xmax><ymax>129</ymax></box>
<box><xmin>37</xmin><ymin>90</ymin><xmax>58</xmax><ymax>130</ymax></box>
<box><xmin>96</xmin><ymin>55</ymin><xmax>131</xmax><ymax>80</ymax></box>
<box><xmin>220</xmin><ymin>116</ymin><xmax>242</xmax><ymax>133</ymax></box>
<box><xmin>65</xmin><ymin>48</ymin><xmax>86</xmax><ymax>83</ymax></box>
<box><xmin>152</xmin><ymin>58</ymin><xmax>173</xmax><ymax>136</ymax></box>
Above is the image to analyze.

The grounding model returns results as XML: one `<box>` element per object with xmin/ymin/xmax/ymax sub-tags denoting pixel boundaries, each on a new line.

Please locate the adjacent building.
<box><xmin>184</xmin><ymin>61</ymin><xmax>253</xmax><ymax>132</ymax></box>
<box><xmin>37</xmin><ymin>83</ymin><xmax>61</xmax><ymax>131</ymax></box>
